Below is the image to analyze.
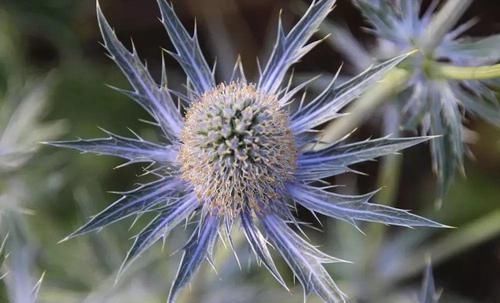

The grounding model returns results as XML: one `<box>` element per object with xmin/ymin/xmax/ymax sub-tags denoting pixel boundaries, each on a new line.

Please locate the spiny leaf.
<box><xmin>168</xmin><ymin>215</ymin><xmax>219</xmax><ymax>303</ymax></box>
<box><xmin>229</xmin><ymin>56</ymin><xmax>247</xmax><ymax>84</ymax></box>
<box><xmin>259</xmin><ymin>0</ymin><xmax>336</xmax><ymax>94</ymax></box>
<box><xmin>291</xmin><ymin>53</ymin><xmax>413</xmax><ymax>133</ymax></box>
<box><xmin>62</xmin><ymin>178</ymin><xmax>185</xmax><ymax>240</ymax></box>
<box><xmin>289</xmin><ymin>183</ymin><xmax>448</xmax><ymax>228</ymax></box>
<box><xmin>441</xmin><ymin>84</ymin><xmax>465</xmax><ymax>171</ymax></box>
<box><xmin>457</xmin><ymin>86</ymin><xmax>500</xmax><ymax>127</ymax></box>
<box><xmin>240</xmin><ymin>209</ymin><xmax>287</xmax><ymax>290</ymax></box>
<box><xmin>261</xmin><ymin>213</ymin><xmax>347</xmax><ymax>303</ymax></box>
<box><xmin>156</xmin><ymin>0</ymin><xmax>215</xmax><ymax>96</ymax></box>
<box><xmin>45</xmin><ymin>129</ymin><xmax>178</xmax><ymax>164</ymax></box>
<box><xmin>354</xmin><ymin>0</ymin><xmax>412</xmax><ymax>42</ymax></box>
<box><xmin>0</xmin><ymin>78</ymin><xmax>65</xmax><ymax>171</ymax></box>
<box><xmin>96</xmin><ymin>1</ymin><xmax>182</xmax><ymax>140</ymax></box>
<box><xmin>297</xmin><ymin>136</ymin><xmax>431</xmax><ymax>180</ymax></box>
<box><xmin>428</xmin><ymin>87</ymin><xmax>462</xmax><ymax>199</ymax></box>
<box><xmin>120</xmin><ymin>195</ymin><xmax>199</xmax><ymax>274</ymax></box>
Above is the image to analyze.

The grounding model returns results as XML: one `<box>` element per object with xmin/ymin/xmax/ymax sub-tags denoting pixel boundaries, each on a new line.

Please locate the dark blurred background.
<box><xmin>0</xmin><ymin>1</ymin><xmax>499</xmax><ymax>302</ymax></box>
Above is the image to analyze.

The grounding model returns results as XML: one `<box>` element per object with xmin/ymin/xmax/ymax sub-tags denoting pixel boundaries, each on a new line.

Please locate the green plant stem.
<box><xmin>316</xmin><ymin>68</ymin><xmax>410</xmax><ymax>149</ymax></box>
<box><xmin>431</xmin><ymin>62</ymin><xmax>500</xmax><ymax>80</ymax></box>
<box><xmin>420</xmin><ymin>0</ymin><xmax>472</xmax><ymax>53</ymax></box>
<box><xmin>386</xmin><ymin>208</ymin><xmax>500</xmax><ymax>285</ymax></box>
<box><xmin>375</xmin><ymin>155</ymin><xmax>402</xmax><ymax>206</ymax></box>
<box><xmin>362</xmin><ymin>106</ymin><xmax>403</xmax><ymax>275</ymax></box>
<box><xmin>375</xmin><ymin>105</ymin><xmax>403</xmax><ymax>206</ymax></box>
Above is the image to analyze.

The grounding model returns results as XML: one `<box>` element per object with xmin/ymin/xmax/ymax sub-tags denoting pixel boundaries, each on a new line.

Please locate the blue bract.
<box><xmin>49</xmin><ymin>1</ymin><xmax>447</xmax><ymax>302</ymax></box>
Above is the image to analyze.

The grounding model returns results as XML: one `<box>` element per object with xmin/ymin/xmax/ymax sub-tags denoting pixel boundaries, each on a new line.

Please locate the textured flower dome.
<box><xmin>180</xmin><ymin>83</ymin><xmax>297</xmax><ymax>217</ymax></box>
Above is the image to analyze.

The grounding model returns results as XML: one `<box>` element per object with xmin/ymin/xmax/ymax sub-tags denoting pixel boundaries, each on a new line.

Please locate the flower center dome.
<box><xmin>180</xmin><ymin>82</ymin><xmax>297</xmax><ymax>217</ymax></box>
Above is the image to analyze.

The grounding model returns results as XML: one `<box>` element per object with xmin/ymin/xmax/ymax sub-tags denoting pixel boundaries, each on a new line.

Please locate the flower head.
<box><xmin>334</xmin><ymin>0</ymin><xmax>500</xmax><ymax>195</ymax></box>
<box><xmin>50</xmin><ymin>0</ymin><xmax>446</xmax><ymax>302</ymax></box>
<box><xmin>180</xmin><ymin>82</ymin><xmax>297</xmax><ymax>217</ymax></box>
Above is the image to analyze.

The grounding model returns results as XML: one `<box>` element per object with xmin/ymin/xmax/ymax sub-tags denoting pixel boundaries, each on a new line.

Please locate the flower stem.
<box><xmin>362</xmin><ymin>106</ymin><xmax>403</xmax><ymax>275</ymax></box>
<box><xmin>386</xmin><ymin>208</ymin><xmax>500</xmax><ymax>285</ymax></box>
<box><xmin>316</xmin><ymin>68</ymin><xmax>410</xmax><ymax>149</ymax></box>
<box><xmin>420</xmin><ymin>0</ymin><xmax>472</xmax><ymax>53</ymax></box>
<box><xmin>431</xmin><ymin>62</ymin><xmax>500</xmax><ymax>80</ymax></box>
<box><xmin>375</xmin><ymin>105</ymin><xmax>403</xmax><ymax>206</ymax></box>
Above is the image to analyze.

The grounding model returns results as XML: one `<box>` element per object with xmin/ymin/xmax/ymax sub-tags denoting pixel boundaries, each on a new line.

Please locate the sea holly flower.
<box><xmin>327</xmin><ymin>0</ymin><xmax>500</xmax><ymax>196</ymax></box>
<box><xmin>49</xmin><ymin>0</ymin><xmax>446</xmax><ymax>302</ymax></box>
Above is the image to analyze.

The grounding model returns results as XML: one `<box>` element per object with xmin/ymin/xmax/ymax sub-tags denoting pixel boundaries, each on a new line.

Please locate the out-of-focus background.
<box><xmin>0</xmin><ymin>0</ymin><xmax>499</xmax><ymax>302</ymax></box>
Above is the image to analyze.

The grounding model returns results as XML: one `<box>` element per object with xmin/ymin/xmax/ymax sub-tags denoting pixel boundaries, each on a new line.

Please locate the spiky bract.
<box><xmin>49</xmin><ymin>0</ymin><xmax>447</xmax><ymax>302</ymax></box>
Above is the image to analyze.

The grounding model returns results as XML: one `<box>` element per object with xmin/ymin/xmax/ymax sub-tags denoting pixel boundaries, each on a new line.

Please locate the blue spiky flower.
<box><xmin>340</xmin><ymin>0</ymin><xmax>500</xmax><ymax>195</ymax></box>
<box><xmin>50</xmin><ymin>1</ymin><xmax>445</xmax><ymax>302</ymax></box>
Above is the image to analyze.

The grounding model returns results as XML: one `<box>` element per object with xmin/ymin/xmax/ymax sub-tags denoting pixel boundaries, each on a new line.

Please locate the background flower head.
<box><xmin>325</xmin><ymin>0</ymin><xmax>500</xmax><ymax>197</ymax></box>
